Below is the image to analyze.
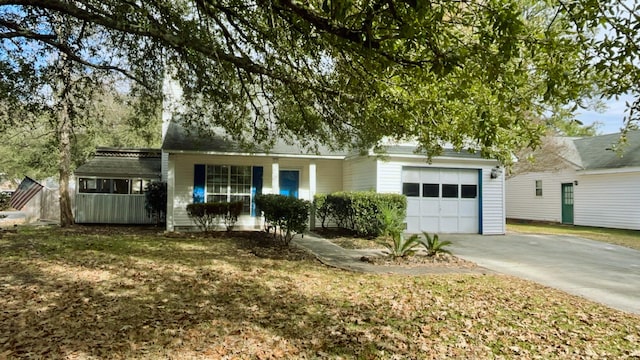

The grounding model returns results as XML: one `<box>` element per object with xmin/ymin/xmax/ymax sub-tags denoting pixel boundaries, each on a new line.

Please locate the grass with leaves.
<box><xmin>507</xmin><ymin>220</ymin><xmax>640</xmax><ymax>251</ymax></box>
<box><xmin>1</xmin><ymin>226</ymin><xmax>639</xmax><ymax>359</ymax></box>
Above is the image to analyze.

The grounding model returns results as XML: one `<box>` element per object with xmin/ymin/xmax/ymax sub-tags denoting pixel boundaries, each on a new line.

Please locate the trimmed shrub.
<box><xmin>313</xmin><ymin>193</ymin><xmax>331</xmax><ymax>229</ymax></box>
<box><xmin>0</xmin><ymin>192</ymin><xmax>11</xmax><ymax>211</ymax></box>
<box><xmin>144</xmin><ymin>181</ymin><xmax>167</xmax><ymax>225</ymax></box>
<box><xmin>255</xmin><ymin>194</ymin><xmax>310</xmax><ymax>246</ymax></box>
<box><xmin>320</xmin><ymin>191</ymin><xmax>406</xmax><ymax>237</ymax></box>
<box><xmin>223</xmin><ymin>201</ymin><xmax>243</xmax><ymax>231</ymax></box>
<box><xmin>186</xmin><ymin>201</ymin><xmax>244</xmax><ymax>232</ymax></box>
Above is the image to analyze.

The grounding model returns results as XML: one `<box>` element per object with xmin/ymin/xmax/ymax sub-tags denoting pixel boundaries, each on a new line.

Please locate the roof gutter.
<box><xmin>578</xmin><ymin>166</ymin><xmax>640</xmax><ymax>175</ymax></box>
<box><xmin>162</xmin><ymin>149</ymin><xmax>346</xmax><ymax>160</ymax></box>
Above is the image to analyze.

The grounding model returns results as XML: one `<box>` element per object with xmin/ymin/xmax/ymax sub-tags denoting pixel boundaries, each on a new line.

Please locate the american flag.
<box><xmin>10</xmin><ymin>177</ymin><xmax>44</xmax><ymax>210</ymax></box>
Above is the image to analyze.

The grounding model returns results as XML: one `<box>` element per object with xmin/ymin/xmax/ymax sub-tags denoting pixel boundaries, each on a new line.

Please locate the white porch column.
<box><xmin>309</xmin><ymin>160</ymin><xmax>317</xmax><ymax>229</ymax></box>
<box><xmin>309</xmin><ymin>161</ymin><xmax>317</xmax><ymax>201</ymax></box>
<box><xmin>166</xmin><ymin>153</ymin><xmax>175</xmax><ymax>231</ymax></box>
<box><xmin>272</xmin><ymin>158</ymin><xmax>279</xmax><ymax>194</ymax></box>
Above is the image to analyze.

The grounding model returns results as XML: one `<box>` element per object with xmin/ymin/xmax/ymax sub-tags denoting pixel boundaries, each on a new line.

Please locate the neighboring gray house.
<box><xmin>161</xmin><ymin>121</ymin><xmax>507</xmax><ymax>234</ymax></box>
<box><xmin>74</xmin><ymin>148</ymin><xmax>162</xmax><ymax>224</ymax></box>
<box><xmin>506</xmin><ymin>131</ymin><xmax>640</xmax><ymax>230</ymax></box>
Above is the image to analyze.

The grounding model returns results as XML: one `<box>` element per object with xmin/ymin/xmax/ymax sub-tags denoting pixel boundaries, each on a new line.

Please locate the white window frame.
<box><xmin>205</xmin><ymin>165</ymin><xmax>252</xmax><ymax>214</ymax></box>
<box><xmin>535</xmin><ymin>180</ymin><xmax>543</xmax><ymax>197</ymax></box>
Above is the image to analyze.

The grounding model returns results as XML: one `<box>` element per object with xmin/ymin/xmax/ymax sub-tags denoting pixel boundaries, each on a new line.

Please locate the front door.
<box><xmin>279</xmin><ymin>170</ymin><xmax>299</xmax><ymax>198</ymax></box>
<box><xmin>561</xmin><ymin>183</ymin><xmax>574</xmax><ymax>224</ymax></box>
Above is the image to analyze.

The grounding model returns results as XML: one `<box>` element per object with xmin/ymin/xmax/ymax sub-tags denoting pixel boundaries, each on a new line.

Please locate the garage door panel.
<box><xmin>439</xmin><ymin>217</ymin><xmax>459</xmax><ymax>233</ymax></box>
<box><xmin>407</xmin><ymin>199</ymin><xmax>420</xmax><ymax>213</ymax></box>
<box><xmin>458</xmin><ymin>217</ymin><xmax>478</xmax><ymax>233</ymax></box>
<box><xmin>420</xmin><ymin>217</ymin><xmax>439</xmax><ymax>233</ymax></box>
<box><xmin>459</xmin><ymin>200</ymin><xmax>478</xmax><ymax>216</ymax></box>
<box><xmin>402</xmin><ymin>168</ymin><xmax>421</xmax><ymax>182</ymax></box>
<box><xmin>420</xmin><ymin>199</ymin><xmax>439</xmax><ymax>215</ymax></box>
<box><xmin>405</xmin><ymin>216</ymin><xmax>420</xmax><ymax>232</ymax></box>
<box><xmin>459</xmin><ymin>171</ymin><xmax>478</xmax><ymax>183</ymax></box>
<box><xmin>420</xmin><ymin>171</ymin><xmax>440</xmax><ymax>183</ymax></box>
<box><xmin>402</xmin><ymin>167</ymin><xmax>480</xmax><ymax>234</ymax></box>
<box><xmin>440</xmin><ymin>200</ymin><xmax>459</xmax><ymax>216</ymax></box>
<box><xmin>440</xmin><ymin>170</ymin><xmax>459</xmax><ymax>183</ymax></box>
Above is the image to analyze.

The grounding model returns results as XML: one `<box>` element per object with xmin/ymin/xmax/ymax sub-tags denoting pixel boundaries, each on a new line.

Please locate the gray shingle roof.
<box><xmin>382</xmin><ymin>145</ymin><xmax>483</xmax><ymax>159</ymax></box>
<box><xmin>573</xmin><ymin>130</ymin><xmax>640</xmax><ymax>170</ymax></box>
<box><xmin>74</xmin><ymin>148</ymin><xmax>162</xmax><ymax>179</ymax></box>
<box><xmin>161</xmin><ymin>121</ymin><xmax>348</xmax><ymax>157</ymax></box>
<box><xmin>162</xmin><ymin>121</ymin><xmax>485</xmax><ymax>159</ymax></box>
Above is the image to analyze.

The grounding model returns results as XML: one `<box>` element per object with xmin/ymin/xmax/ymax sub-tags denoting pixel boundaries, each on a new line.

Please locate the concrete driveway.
<box><xmin>0</xmin><ymin>210</ymin><xmax>26</xmax><ymax>227</ymax></box>
<box><xmin>446</xmin><ymin>233</ymin><xmax>640</xmax><ymax>314</ymax></box>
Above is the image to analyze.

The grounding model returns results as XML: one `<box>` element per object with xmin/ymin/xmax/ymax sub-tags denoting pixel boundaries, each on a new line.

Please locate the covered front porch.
<box><xmin>165</xmin><ymin>153</ymin><xmax>344</xmax><ymax>231</ymax></box>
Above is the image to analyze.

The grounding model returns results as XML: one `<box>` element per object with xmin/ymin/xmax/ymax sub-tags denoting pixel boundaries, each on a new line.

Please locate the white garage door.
<box><xmin>403</xmin><ymin>167</ymin><xmax>480</xmax><ymax>234</ymax></box>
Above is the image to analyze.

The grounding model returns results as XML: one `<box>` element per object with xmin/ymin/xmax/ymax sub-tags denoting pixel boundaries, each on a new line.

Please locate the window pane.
<box><xmin>402</xmin><ymin>183</ymin><xmax>420</xmax><ymax>197</ymax></box>
<box><xmin>535</xmin><ymin>180</ymin><xmax>543</xmax><ymax>196</ymax></box>
<box><xmin>230</xmin><ymin>166</ymin><xmax>252</xmax><ymax>194</ymax></box>
<box><xmin>231</xmin><ymin>195</ymin><xmax>251</xmax><ymax>214</ymax></box>
<box><xmin>422</xmin><ymin>183</ymin><xmax>439</xmax><ymax>197</ymax></box>
<box><xmin>79</xmin><ymin>178</ymin><xmax>97</xmax><ymax>193</ymax></box>
<box><xmin>112</xmin><ymin>179</ymin><xmax>130</xmax><ymax>194</ymax></box>
<box><xmin>461</xmin><ymin>185</ymin><xmax>477</xmax><ymax>198</ymax></box>
<box><xmin>207</xmin><ymin>194</ymin><xmax>227</xmax><ymax>203</ymax></box>
<box><xmin>98</xmin><ymin>179</ymin><xmax>112</xmax><ymax>193</ymax></box>
<box><xmin>442</xmin><ymin>184</ymin><xmax>458</xmax><ymax>198</ymax></box>
<box><xmin>132</xmin><ymin>180</ymin><xmax>143</xmax><ymax>194</ymax></box>
<box><xmin>207</xmin><ymin>165</ymin><xmax>229</xmax><ymax>194</ymax></box>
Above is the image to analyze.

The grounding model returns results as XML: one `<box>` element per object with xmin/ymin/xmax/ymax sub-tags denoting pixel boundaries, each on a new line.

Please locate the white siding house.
<box><xmin>506</xmin><ymin>131</ymin><xmax>640</xmax><ymax>230</ymax></box>
<box><xmin>162</xmin><ymin>121</ymin><xmax>506</xmax><ymax>234</ymax></box>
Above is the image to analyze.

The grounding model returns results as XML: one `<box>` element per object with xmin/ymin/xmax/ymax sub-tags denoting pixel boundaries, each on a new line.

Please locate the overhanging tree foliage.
<box><xmin>0</xmin><ymin>5</ymin><xmax>161</xmax><ymax>226</ymax></box>
<box><xmin>1</xmin><ymin>0</ymin><xmax>639</xmax><ymax>207</ymax></box>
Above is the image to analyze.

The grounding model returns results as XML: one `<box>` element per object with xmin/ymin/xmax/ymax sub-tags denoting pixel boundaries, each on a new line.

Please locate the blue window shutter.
<box><xmin>193</xmin><ymin>164</ymin><xmax>206</xmax><ymax>203</ymax></box>
<box><xmin>251</xmin><ymin>166</ymin><xmax>263</xmax><ymax>216</ymax></box>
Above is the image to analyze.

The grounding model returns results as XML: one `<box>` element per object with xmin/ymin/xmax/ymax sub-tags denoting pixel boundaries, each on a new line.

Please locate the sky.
<box><xmin>574</xmin><ymin>93</ymin><xmax>635</xmax><ymax>135</ymax></box>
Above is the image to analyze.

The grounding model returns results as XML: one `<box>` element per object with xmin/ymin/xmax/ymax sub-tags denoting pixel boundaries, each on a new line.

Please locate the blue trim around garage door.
<box><xmin>478</xmin><ymin>169</ymin><xmax>483</xmax><ymax>234</ymax></box>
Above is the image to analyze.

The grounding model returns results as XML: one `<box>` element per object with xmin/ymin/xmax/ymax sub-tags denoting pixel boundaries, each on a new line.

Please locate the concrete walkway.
<box><xmin>293</xmin><ymin>233</ymin><xmax>490</xmax><ymax>275</ymax></box>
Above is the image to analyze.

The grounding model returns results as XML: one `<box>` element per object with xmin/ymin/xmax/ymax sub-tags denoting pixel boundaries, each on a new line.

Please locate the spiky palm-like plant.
<box><xmin>421</xmin><ymin>232</ymin><xmax>452</xmax><ymax>256</ymax></box>
<box><xmin>377</xmin><ymin>204</ymin><xmax>421</xmax><ymax>258</ymax></box>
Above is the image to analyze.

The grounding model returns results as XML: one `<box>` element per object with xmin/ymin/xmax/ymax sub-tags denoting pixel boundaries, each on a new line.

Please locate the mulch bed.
<box><xmin>361</xmin><ymin>252</ymin><xmax>479</xmax><ymax>269</ymax></box>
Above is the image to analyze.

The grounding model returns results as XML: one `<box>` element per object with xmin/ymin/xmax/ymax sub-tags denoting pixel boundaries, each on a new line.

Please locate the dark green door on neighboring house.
<box><xmin>561</xmin><ymin>183</ymin><xmax>574</xmax><ymax>224</ymax></box>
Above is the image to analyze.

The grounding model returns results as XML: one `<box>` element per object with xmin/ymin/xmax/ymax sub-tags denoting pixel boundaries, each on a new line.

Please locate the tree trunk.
<box><xmin>58</xmin><ymin>105</ymin><xmax>74</xmax><ymax>227</ymax></box>
<box><xmin>55</xmin><ymin>31</ymin><xmax>75</xmax><ymax>227</ymax></box>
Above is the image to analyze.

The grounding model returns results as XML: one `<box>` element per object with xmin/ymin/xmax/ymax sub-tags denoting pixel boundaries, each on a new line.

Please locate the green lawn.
<box><xmin>1</xmin><ymin>226</ymin><xmax>639</xmax><ymax>359</ymax></box>
<box><xmin>507</xmin><ymin>220</ymin><xmax>640</xmax><ymax>251</ymax></box>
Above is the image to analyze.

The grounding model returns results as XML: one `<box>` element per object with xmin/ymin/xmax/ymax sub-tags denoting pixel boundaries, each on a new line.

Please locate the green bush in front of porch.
<box><xmin>186</xmin><ymin>201</ymin><xmax>244</xmax><ymax>232</ymax></box>
<box><xmin>255</xmin><ymin>194</ymin><xmax>310</xmax><ymax>246</ymax></box>
<box><xmin>314</xmin><ymin>191</ymin><xmax>406</xmax><ymax>237</ymax></box>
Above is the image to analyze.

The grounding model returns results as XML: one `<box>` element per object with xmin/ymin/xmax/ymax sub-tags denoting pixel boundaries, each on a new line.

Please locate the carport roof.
<box><xmin>74</xmin><ymin>148</ymin><xmax>162</xmax><ymax>179</ymax></box>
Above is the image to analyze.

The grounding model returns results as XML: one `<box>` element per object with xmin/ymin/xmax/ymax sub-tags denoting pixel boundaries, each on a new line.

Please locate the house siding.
<box><xmin>506</xmin><ymin>169</ymin><xmax>576</xmax><ymax>223</ymax></box>
<box><xmin>167</xmin><ymin>153</ymin><xmax>341</xmax><ymax>230</ymax></box>
<box><xmin>315</xmin><ymin>159</ymin><xmax>344</xmax><ymax>194</ymax></box>
<box><xmin>574</xmin><ymin>172</ymin><xmax>640</xmax><ymax>230</ymax></box>
<box><xmin>376</xmin><ymin>159</ymin><xmax>402</xmax><ymax>193</ymax></box>
<box><xmin>343</xmin><ymin>157</ymin><xmax>377</xmax><ymax>191</ymax></box>
<box><xmin>481</xmin><ymin>167</ymin><xmax>505</xmax><ymax>235</ymax></box>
